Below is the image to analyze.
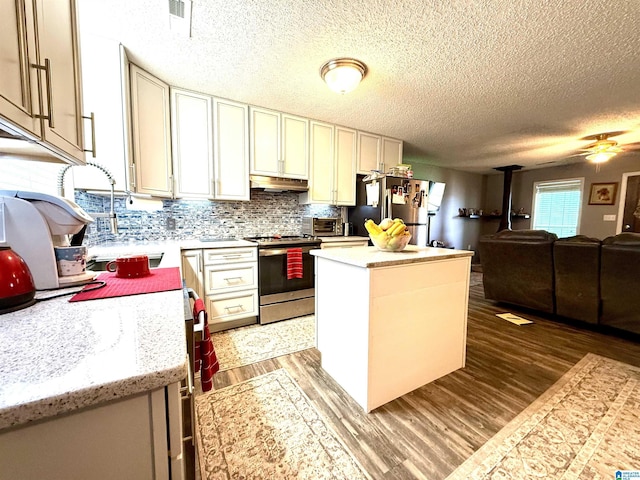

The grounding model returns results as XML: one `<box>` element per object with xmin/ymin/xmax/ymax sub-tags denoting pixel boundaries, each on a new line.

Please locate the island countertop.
<box><xmin>311</xmin><ymin>245</ymin><xmax>474</xmax><ymax>268</ymax></box>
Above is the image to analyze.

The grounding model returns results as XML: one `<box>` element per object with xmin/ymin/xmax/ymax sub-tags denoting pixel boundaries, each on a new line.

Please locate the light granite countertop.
<box><xmin>0</xmin><ymin>239</ymin><xmax>255</xmax><ymax>431</ymax></box>
<box><xmin>317</xmin><ymin>236</ymin><xmax>370</xmax><ymax>243</ymax></box>
<box><xmin>311</xmin><ymin>245</ymin><xmax>474</xmax><ymax>268</ymax></box>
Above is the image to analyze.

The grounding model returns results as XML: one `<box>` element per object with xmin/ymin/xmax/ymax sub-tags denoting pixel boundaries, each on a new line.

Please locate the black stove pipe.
<box><xmin>494</xmin><ymin>165</ymin><xmax>522</xmax><ymax>232</ymax></box>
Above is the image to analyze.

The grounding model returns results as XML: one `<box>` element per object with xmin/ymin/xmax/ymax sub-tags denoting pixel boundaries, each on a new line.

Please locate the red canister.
<box><xmin>0</xmin><ymin>245</ymin><xmax>36</xmax><ymax>313</ymax></box>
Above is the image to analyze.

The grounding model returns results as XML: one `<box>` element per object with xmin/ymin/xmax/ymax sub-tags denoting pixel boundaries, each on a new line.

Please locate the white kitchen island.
<box><xmin>311</xmin><ymin>245</ymin><xmax>474</xmax><ymax>412</ymax></box>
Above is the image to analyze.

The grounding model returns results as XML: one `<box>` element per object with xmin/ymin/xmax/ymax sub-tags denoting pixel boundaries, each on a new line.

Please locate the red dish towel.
<box><xmin>286</xmin><ymin>248</ymin><xmax>303</xmax><ymax>279</ymax></box>
<box><xmin>193</xmin><ymin>298</ymin><xmax>219</xmax><ymax>392</ymax></box>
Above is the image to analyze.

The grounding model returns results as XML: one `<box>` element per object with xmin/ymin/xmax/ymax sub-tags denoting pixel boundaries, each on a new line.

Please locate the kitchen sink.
<box><xmin>86</xmin><ymin>253</ymin><xmax>164</xmax><ymax>272</ymax></box>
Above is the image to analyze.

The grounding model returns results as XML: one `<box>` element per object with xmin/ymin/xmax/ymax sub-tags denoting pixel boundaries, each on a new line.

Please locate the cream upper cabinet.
<box><xmin>129</xmin><ymin>64</ymin><xmax>173</xmax><ymax>197</ymax></box>
<box><xmin>0</xmin><ymin>0</ymin><xmax>85</xmax><ymax>165</ymax></box>
<box><xmin>381</xmin><ymin>136</ymin><xmax>403</xmax><ymax>169</ymax></box>
<box><xmin>356</xmin><ymin>131</ymin><xmax>381</xmax><ymax>174</ymax></box>
<box><xmin>249</xmin><ymin>107</ymin><xmax>308</xmax><ymax>179</ymax></box>
<box><xmin>36</xmin><ymin>0</ymin><xmax>85</xmax><ymax>164</ymax></box>
<box><xmin>334</xmin><ymin>126</ymin><xmax>357</xmax><ymax>206</ymax></box>
<box><xmin>281</xmin><ymin>113</ymin><xmax>309</xmax><ymax>178</ymax></box>
<box><xmin>71</xmin><ymin>34</ymin><xmax>127</xmax><ymax>192</ymax></box>
<box><xmin>213</xmin><ymin>98</ymin><xmax>250</xmax><ymax>201</ymax></box>
<box><xmin>301</xmin><ymin>122</ymin><xmax>356</xmax><ymax>206</ymax></box>
<box><xmin>0</xmin><ymin>0</ymin><xmax>41</xmax><ymax>138</ymax></box>
<box><xmin>301</xmin><ymin>120</ymin><xmax>334</xmax><ymax>204</ymax></box>
<box><xmin>171</xmin><ymin>88</ymin><xmax>214</xmax><ymax>199</ymax></box>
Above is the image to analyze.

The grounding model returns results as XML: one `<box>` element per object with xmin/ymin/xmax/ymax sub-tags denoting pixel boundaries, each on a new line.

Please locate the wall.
<box><xmin>483</xmin><ymin>154</ymin><xmax>640</xmax><ymax>239</ymax></box>
<box><xmin>405</xmin><ymin>157</ymin><xmax>485</xmax><ymax>253</ymax></box>
<box><xmin>76</xmin><ymin>191</ymin><xmax>340</xmax><ymax>246</ymax></box>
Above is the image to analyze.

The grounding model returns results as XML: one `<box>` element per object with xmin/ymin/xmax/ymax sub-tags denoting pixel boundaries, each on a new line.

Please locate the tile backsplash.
<box><xmin>75</xmin><ymin>191</ymin><xmax>341</xmax><ymax>246</ymax></box>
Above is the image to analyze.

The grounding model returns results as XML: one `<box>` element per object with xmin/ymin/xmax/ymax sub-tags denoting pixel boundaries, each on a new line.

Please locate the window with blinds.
<box><xmin>532</xmin><ymin>178</ymin><xmax>583</xmax><ymax>238</ymax></box>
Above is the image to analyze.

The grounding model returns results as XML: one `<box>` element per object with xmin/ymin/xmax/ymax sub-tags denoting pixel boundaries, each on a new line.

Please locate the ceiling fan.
<box><xmin>575</xmin><ymin>131</ymin><xmax>640</xmax><ymax>163</ymax></box>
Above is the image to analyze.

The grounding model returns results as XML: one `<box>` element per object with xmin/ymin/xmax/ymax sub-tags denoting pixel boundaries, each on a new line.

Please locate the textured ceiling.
<box><xmin>77</xmin><ymin>0</ymin><xmax>640</xmax><ymax>173</ymax></box>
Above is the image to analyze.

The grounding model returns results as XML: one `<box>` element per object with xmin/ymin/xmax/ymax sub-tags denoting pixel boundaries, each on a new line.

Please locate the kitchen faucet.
<box><xmin>57</xmin><ymin>161</ymin><xmax>118</xmax><ymax>235</ymax></box>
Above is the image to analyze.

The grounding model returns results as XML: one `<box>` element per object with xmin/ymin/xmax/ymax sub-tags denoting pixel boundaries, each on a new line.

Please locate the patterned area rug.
<box><xmin>211</xmin><ymin>315</ymin><xmax>315</xmax><ymax>371</ymax></box>
<box><xmin>447</xmin><ymin>353</ymin><xmax>640</xmax><ymax>479</ymax></box>
<box><xmin>195</xmin><ymin>368</ymin><xmax>370</xmax><ymax>479</ymax></box>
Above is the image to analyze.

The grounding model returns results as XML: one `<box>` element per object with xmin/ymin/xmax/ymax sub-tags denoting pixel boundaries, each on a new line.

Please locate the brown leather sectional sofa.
<box><xmin>479</xmin><ymin>230</ymin><xmax>640</xmax><ymax>335</ymax></box>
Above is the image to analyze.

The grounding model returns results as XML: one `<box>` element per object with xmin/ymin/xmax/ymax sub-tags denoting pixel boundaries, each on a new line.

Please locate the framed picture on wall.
<box><xmin>588</xmin><ymin>182</ymin><xmax>618</xmax><ymax>205</ymax></box>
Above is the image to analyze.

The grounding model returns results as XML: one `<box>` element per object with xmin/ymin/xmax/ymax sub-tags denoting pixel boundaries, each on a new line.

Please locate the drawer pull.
<box><xmin>224</xmin><ymin>276</ymin><xmax>244</xmax><ymax>284</ymax></box>
<box><xmin>222</xmin><ymin>254</ymin><xmax>243</xmax><ymax>259</ymax></box>
<box><xmin>224</xmin><ymin>304</ymin><xmax>245</xmax><ymax>312</ymax></box>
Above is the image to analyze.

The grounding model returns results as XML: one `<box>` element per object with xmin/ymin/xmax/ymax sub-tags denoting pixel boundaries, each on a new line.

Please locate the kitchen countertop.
<box><xmin>311</xmin><ymin>245</ymin><xmax>474</xmax><ymax>268</ymax></box>
<box><xmin>317</xmin><ymin>236</ymin><xmax>369</xmax><ymax>243</ymax></box>
<box><xmin>0</xmin><ymin>238</ymin><xmax>255</xmax><ymax>431</ymax></box>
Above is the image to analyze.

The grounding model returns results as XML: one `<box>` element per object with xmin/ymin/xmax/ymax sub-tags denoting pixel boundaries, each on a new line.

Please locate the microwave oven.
<box><xmin>302</xmin><ymin>217</ymin><xmax>343</xmax><ymax>237</ymax></box>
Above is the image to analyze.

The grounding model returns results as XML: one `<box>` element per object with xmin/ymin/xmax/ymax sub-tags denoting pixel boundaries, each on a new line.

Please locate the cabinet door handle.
<box><xmin>129</xmin><ymin>163</ymin><xmax>136</xmax><ymax>189</ymax></box>
<box><xmin>82</xmin><ymin>112</ymin><xmax>97</xmax><ymax>157</ymax></box>
<box><xmin>224</xmin><ymin>304</ymin><xmax>244</xmax><ymax>312</ymax></box>
<box><xmin>32</xmin><ymin>58</ymin><xmax>55</xmax><ymax>128</ymax></box>
<box><xmin>224</xmin><ymin>276</ymin><xmax>244</xmax><ymax>284</ymax></box>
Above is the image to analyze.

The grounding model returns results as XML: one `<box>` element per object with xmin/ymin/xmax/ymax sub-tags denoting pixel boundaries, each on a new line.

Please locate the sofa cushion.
<box><xmin>600</xmin><ymin>233</ymin><xmax>640</xmax><ymax>333</ymax></box>
<box><xmin>553</xmin><ymin>236</ymin><xmax>601</xmax><ymax>324</ymax></box>
<box><xmin>479</xmin><ymin>230</ymin><xmax>557</xmax><ymax>314</ymax></box>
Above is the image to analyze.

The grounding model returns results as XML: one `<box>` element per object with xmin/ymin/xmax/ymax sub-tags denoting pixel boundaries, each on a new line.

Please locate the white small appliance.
<box><xmin>0</xmin><ymin>190</ymin><xmax>96</xmax><ymax>289</ymax></box>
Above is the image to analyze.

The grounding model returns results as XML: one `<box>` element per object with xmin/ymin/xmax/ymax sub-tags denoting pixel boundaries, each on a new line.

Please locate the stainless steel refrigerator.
<box><xmin>348</xmin><ymin>175</ymin><xmax>446</xmax><ymax>246</ymax></box>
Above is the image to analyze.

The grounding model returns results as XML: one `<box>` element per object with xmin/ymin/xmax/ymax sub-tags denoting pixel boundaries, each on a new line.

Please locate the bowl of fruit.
<box><xmin>365</xmin><ymin>218</ymin><xmax>412</xmax><ymax>251</ymax></box>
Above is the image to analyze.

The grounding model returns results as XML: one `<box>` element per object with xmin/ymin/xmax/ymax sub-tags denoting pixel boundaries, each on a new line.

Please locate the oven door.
<box><xmin>258</xmin><ymin>246</ymin><xmax>316</xmax><ymax>295</ymax></box>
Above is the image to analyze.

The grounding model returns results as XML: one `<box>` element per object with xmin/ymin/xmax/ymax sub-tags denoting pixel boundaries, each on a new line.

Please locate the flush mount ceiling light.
<box><xmin>320</xmin><ymin>58</ymin><xmax>367</xmax><ymax>94</ymax></box>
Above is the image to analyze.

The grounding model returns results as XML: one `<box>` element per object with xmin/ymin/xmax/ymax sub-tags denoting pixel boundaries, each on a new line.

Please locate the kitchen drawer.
<box><xmin>203</xmin><ymin>247</ymin><xmax>257</xmax><ymax>265</ymax></box>
<box><xmin>206</xmin><ymin>289</ymin><xmax>258</xmax><ymax>324</ymax></box>
<box><xmin>204</xmin><ymin>262</ymin><xmax>258</xmax><ymax>294</ymax></box>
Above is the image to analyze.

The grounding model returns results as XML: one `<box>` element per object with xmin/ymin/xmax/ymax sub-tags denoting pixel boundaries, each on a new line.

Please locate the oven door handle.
<box><xmin>259</xmin><ymin>246</ymin><xmax>318</xmax><ymax>256</ymax></box>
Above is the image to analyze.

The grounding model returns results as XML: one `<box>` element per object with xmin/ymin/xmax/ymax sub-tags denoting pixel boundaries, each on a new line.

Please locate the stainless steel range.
<box><xmin>244</xmin><ymin>235</ymin><xmax>321</xmax><ymax>324</ymax></box>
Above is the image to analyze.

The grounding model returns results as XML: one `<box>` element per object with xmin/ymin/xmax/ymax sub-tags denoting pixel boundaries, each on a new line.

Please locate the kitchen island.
<box><xmin>311</xmin><ymin>245</ymin><xmax>474</xmax><ymax>412</ymax></box>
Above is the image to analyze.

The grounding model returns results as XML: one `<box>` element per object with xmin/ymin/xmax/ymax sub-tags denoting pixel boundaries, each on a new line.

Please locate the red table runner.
<box><xmin>69</xmin><ymin>267</ymin><xmax>182</xmax><ymax>302</ymax></box>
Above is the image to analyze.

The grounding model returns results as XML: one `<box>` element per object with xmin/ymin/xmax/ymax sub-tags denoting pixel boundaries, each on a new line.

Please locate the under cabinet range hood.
<box><xmin>249</xmin><ymin>175</ymin><xmax>308</xmax><ymax>192</ymax></box>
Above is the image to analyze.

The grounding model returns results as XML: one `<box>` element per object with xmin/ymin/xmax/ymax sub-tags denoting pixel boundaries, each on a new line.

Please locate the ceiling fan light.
<box><xmin>320</xmin><ymin>58</ymin><xmax>367</xmax><ymax>94</ymax></box>
<box><xmin>586</xmin><ymin>151</ymin><xmax>616</xmax><ymax>163</ymax></box>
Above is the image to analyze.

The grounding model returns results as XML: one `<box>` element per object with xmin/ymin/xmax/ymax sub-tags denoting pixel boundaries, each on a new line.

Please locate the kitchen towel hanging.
<box><xmin>286</xmin><ymin>248</ymin><xmax>303</xmax><ymax>279</ymax></box>
<box><xmin>193</xmin><ymin>297</ymin><xmax>219</xmax><ymax>392</ymax></box>
<box><xmin>69</xmin><ymin>267</ymin><xmax>182</xmax><ymax>302</ymax></box>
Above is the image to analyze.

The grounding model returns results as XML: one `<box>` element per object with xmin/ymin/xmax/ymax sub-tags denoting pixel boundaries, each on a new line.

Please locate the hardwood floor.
<box><xmin>198</xmin><ymin>283</ymin><xmax>640</xmax><ymax>479</ymax></box>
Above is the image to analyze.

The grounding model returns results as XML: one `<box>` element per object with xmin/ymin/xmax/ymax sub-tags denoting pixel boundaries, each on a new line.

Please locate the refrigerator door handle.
<box><xmin>384</xmin><ymin>188</ymin><xmax>391</xmax><ymax>220</ymax></box>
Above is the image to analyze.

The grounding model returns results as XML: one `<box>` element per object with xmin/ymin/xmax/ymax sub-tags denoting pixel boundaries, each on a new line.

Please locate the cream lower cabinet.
<box><xmin>249</xmin><ymin>107</ymin><xmax>308</xmax><ymax>179</ymax></box>
<box><xmin>0</xmin><ymin>0</ymin><xmax>85</xmax><ymax>165</ymax></box>
<box><xmin>182</xmin><ymin>246</ymin><xmax>258</xmax><ymax>332</ymax></box>
<box><xmin>300</xmin><ymin>122</ymin><xmax>356</xmax><ymax>206</ymax></box>
<box><xmin>0</xmin><ymin>383</ymin><xmax>184</xmax><ymax>480</ymax></box>
<box><xmin>129</xmin><ymin>64</ymin><xmax>173</xmax><ymax>197</ymax></box>
<box><xmin>181</xmin><ymin>249</ymin><xmax>204</xmax><ymax>299</ymax></box>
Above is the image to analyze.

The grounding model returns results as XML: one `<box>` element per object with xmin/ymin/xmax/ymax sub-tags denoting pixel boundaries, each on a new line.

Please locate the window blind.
<box><xmin>532</xmin><ymin>178</ymin><xmax>583</xmax><ymax>238</ymax></box>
